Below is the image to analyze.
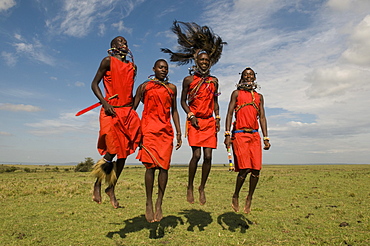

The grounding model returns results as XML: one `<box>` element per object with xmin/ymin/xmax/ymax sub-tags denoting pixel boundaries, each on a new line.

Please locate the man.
<box><xmin>133</xmin><ymin>59</ymin><xmax>182</xmax><ymax>222</ymax></box>
<box><xmin>224</xmin><ymin>67</ymin><xmax>271</xmax><ymax>213</ymax></box>
<box><xmin>181</xmin><ymin>51</ymin><xmax>220</xmax><ymax>205</ymax></box>
<box><xmin>161</xmin><ymin>21</ymin><xmax>226</xmax><ymax>205</ymax></box>
<box><xmin>90</xmin><ymin>36</ymin><xmax>141</xmax><ymax>208</ymax></box>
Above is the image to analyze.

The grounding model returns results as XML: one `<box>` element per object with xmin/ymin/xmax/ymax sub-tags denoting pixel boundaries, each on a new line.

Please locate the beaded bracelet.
<box><xmin>263</xmin><ymin>137</ymin><xmax>270</xmax><ymax>141</ymax></box>
<box><xmin>187</xmin><ymin>112</ymin><xmax>194</xmax><ymax>119</ymax></box>
<box><xmin>215</xmin><ymin>115</ymin><xmax>221</xmax><ymax>120</ymax></box>
<box><xmin>224</xmin><ymin>131</ymin><xmax>231</xmax><ymax>136</ymax></box>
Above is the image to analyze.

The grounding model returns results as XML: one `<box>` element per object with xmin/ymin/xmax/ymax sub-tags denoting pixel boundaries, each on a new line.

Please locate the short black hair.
<box><xmin>154</xmin><ymin>59</ymin><xmax>167</xmax><ymax>67</ymax></box>
<box><xmin>110</xmin><ymin>36</ymin><xmax>124</xmax><ymax>48</ymax></box>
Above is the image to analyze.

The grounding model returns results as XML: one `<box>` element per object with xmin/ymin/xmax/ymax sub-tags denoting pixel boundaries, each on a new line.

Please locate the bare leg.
<box><xmin>105</xmin><ymin>157</ymin><xmax>125</xmax><ymax>209</ymax></box>
<box><xmin>92</xmin><ymin>179</ymin><xmax>102</xmax><ymax>204</ymax></box>
<box><xmin>92</xmin><ymin>153</ymin><xmax>115</xmax><ymax>204</ymax></box>
<box><xmin>145</xmin><ymin>167</ymin><xmax>155</xmax><ymax>223</ymax></box>
<box><xmin>154</xmin><ymin>168</ymin><xmax>168</xmax><ymax>222</ymax></box>
<box><xmin>198</xmin><ymin>147</ymin><xmax>212</xmax><ymax>205</ymax></box>
<box><xmin>232</xmin><ymin>169</ymin><xmax>249</xmax><ymax>212</ymax></box>
<box><xmin>244</xmin><ymin>170</ymin><xmax>260</xmax><ymax>214</ymax></box>
<box><xmin>187</xmin><ymin>147</ymin><xmax>201</xmax><ymax>204</ymax></box>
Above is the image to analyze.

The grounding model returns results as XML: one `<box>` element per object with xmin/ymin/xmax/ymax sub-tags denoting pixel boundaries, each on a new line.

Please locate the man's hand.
<box><xmin>215</xmin><ymin>119</ymin><xmax>220</xmax><ymax>133</ymax></box>
<box><xmin>176</xmin><ymin>134</ymin><xmax>182</xmax><ymax>150</ymax></box>
<box><xmin>263</xmin><ymin>140</ymin><xmax>271</xmax><ymax>150</ymax></box>
<box><xmin>190</xmin><ymin>117</ymin><xmax>199</xmax><ymax>129</ymax></box>
<box><xmin>224</xmin><ymin>136</ymin><xmax>231</xmax><ymax>148</ymax></box>
<box><xmin>102</xmin><ymin>102</ymin><xmax>116</xmax><ymax>116</ymax></box>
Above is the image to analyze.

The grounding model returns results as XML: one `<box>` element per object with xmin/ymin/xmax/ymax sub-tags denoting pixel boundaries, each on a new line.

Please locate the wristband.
<box><xmin>263</xmin><ymin>137</ymin><xmax>270</xmax><ymax>141</ymax></box>
<box><xmin>224</xmin><ymin>131</ymin><xmax>231</xmax><ymax>136</ymax></box>
<box><xmin>187</xmin><ymin>112</ymin><xmax>194</xmax><ymax>120</ymax></box>
<box><xmin>215</xmin><ymin>115</ymin><xmax>221</xmax><ymax>120</ymax></box>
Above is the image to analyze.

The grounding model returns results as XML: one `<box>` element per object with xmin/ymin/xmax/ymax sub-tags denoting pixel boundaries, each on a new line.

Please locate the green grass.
<box><xmin>0</xmin><ymin>164</ymin><xmax>369</xmax><ymax>245</ymax></box>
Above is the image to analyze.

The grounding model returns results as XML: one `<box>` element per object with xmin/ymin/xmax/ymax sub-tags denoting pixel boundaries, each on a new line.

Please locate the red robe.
<box><xmin>187</xmin><ymin>74</ymin><xmax>217</xmax><ymax>148</ymax></box>
<box><xmin>232</xmin><ymin>90</ymin><xmax>262</xmax><ymax>171</ymax></box>
<box><xmin>136</xmin><ymin>81</ymin><xmax>174</xmax><ymax>170</ymax></box>
<box><xmin>97</xmin><ymin>57</ymin><xmax>141</xmax><ymax>159</ymax></box>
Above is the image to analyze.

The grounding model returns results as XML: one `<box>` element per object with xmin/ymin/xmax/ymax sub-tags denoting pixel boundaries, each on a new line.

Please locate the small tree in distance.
<box><xmin>75</xmin><ymin>157</ymin><xmax>95</xmax><ymax>172</ymax></box>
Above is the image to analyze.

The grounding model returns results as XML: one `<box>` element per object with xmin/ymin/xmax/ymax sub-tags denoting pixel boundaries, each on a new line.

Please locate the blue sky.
<box><xmin>1</xmin><ymin>0</ymin><xmax>370</xmax><ymax>165</ymax></box>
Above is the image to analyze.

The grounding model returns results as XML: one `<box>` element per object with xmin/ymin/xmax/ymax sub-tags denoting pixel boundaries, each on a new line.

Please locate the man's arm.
<box><xmin>91</xmin><ymin>56</ymin><xmax>116</xmax><ymax>116</ymax></box>
<box><xmin>224</xmin><ymin>90</ymin><xmax>238</xmax><ymax>148</ymax></box>
<box><xmin>169</xmin><ymin>84</ymin><xmax>182</xmax><ymax>150</ymax></box>
<box><xmin>132</xmin><ymin>83</ymin><xmax>144</xmax><ymax>111</ymax></box>
<box><xmin>213</xmin><ymin>78</ymin><xmax>220</xmax><ymax>132</ymax></box>
<box><xmin>180</xmin><ymin>76</ymin><xmax>199</xmax><ymax>128</ymax></box>
<box><xmin>258</xmin><ymin>94</ymin><xmax>271</xmax><ymax>150</ymax></box>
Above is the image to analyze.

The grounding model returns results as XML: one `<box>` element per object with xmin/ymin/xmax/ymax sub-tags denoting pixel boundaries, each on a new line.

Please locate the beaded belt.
<box><xmin>233</xmin><ymin>129</ymin><xmax>258</xmax><ymax>134</ymax></box>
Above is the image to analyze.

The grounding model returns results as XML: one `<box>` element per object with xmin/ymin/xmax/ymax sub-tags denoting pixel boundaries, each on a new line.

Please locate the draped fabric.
<box><xmin>187</xmin><ymin>74</ymin><xmax>217</xmax><ymax>149</ymax></box>
<box><xmin>232</xmin><ymin>90</ymin><xmax>262</xmax><ymax>171</ymax></box>
<box><xmin>97</xmin><ymin>57</ymin><xmax>141</xmax><ymax>159</ymax></box>
<box><xmin>136</xmin><ymin>81</ymin><xmax>174</xmax><ymax>170</ymax></box>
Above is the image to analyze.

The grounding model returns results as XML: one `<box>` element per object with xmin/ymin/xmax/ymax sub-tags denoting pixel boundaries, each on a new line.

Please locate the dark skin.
<box><xmin>91</xmin><ymin>36</ymin><xmax>137</xmax><ymax>208</ymax></box>
<box><xmin>224</xmin><ymin>68</ymin><xmax>270</xmax><ymax>213</ymax></box>
<box><xmin>180</xmin><ymin>53</ymin><xmax>220</xmax><ymax>205</ymax></box>
<box><xmin>133</xmin><ymin>60</ymin><xmax>182</xmax><ymax>222</ymax></box>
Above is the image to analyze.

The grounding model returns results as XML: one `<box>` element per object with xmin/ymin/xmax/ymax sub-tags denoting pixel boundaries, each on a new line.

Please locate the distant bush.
<box><xmin>24</xmin><ymin>168</ymin><xmax>31</xmax><ymax>173</ymax></box>
<box><xmin>75</xmin><ymin>157</ymin><xmax>95</xmax><ymax>172</ymax></box>
<box><xmin>5</xmin><ymin>166</ymin><xmax>17</xmax><ymax>172</ymax></box>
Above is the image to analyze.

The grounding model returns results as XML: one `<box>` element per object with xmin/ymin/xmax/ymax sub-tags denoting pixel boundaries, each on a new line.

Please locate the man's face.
<box><xmin>196</xmin><ymin>53</ymin><xmax>210</xmax><ymax>72</ymax></box>
<box><xmin>242</xmin><ymin>69</ymin><xmax>256</xmax><ymax>84</ymax></box>
<box><xmin>153</xmin><ymin>61</ymin><xmax>168</xmax><ymax>81</ymax></box>
<box><xmin>113</xmin><ymin>36</ymin><xmax>128</xmax><ymax>51</ymax></box>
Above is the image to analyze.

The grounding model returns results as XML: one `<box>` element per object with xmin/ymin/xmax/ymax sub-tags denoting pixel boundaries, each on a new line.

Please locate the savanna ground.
<box><xmin>0</xmin><ymin>164</ymin><xmax>369</xmax><ymax>245</ymax></box>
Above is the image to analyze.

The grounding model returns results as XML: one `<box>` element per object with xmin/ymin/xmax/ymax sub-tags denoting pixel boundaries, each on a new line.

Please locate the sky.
<box><xmin>1</xmin><ymin>0</ymin><xmax>370</xmax><ymax>165</ymax></box>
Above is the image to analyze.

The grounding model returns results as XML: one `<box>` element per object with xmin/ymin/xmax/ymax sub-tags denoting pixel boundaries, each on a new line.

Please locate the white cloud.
<box><xmin>0</xmin><ymin>0</ymin><xmax>16</xmax><ymax>11</ymax></box>
<box><xmin>12</xmin><ymin>38</ymin><xmax>55</xmax><ymax>66</ymax></box>
<box><xmin>305</xmin><ymin>66</ymin><xmax>360</xmax><ymax>98</ymax></box>
<box><xmin>98</xmin><ymin>23</ymin><xmax>106</xmax><ymax>36</ymax></box>
<box><xmin>0</xmin><ymin>131</ymin><xmax>12</xmax><ymax>136</ymax></box>
<box><xmin>14</xmin><ymin>33</ymin><xmax>23</xmax><ymax>41</ymax></box>
<box><xmin>46</xmin><ymin>0</ymin><xmax>144</xmax><ymax>38</ymax></box>
<box><xmin>326</xmin><ymin>0</ymin><xmax>370</xmax><ymax>13</ymax></box>
<box><xmin>1</xmin><ymin>51</ymin><xmax>17</xmax><ymax>66</ymax></box>
<box><xmin>326</xmin><ymin>0</ymin><xmax>351</xmax><ymax>11</ymax></box>
<box><xmin>74</xmin><ymin>81</ymin><xmax>85</xmax><ymax>87</ymax></box>
<box><xmin>112</xmin><ymin>20</ymin><xmax>132</xmax><ymax>34</ymax></box>
<box><xmin>26</xmin><ymin>111</ymin><xmax>99</xmax><ymax>136</ymax></box>
<box><xmin>341</xmin><ymin>15</ymin><xmax>370</xmax><ymax>66</ymax></box>
<box><xmin>0</xmin><ymin>103</ymin><xmax>43</xmax><ymax>112</ymax></box>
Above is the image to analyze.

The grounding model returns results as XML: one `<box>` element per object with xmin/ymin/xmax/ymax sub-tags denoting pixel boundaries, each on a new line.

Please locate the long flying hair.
<box><xmin>161</xmin><ymin>21</ymin><xmax>227</xmax><ymax>67</ymax></box>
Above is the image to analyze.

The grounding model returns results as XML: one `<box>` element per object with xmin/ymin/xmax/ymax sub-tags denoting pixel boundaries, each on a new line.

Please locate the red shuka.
<box><xmin>232</xmin><ymin>90</ymin><xmax>262</xmax><ymax>171</ymax></box>
<box><xmin>187</xmin><ymin>74</ymin><xmax>217</xmax><ymax>149</ymax></box>
<box><xmin>136</xmin><ymin>81</ymin><xmax>175</xmax><ymax>170</ymax></box>
<box><xmin>97</xmin><ymin>57</ymin><xmax>141</xmax><ymax>159</ymax></box>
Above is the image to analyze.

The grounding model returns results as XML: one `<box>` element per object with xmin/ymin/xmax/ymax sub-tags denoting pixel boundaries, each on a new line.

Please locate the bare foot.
<box><xmin>187</xmin><ymin>186</ymin><xmax>194</xmax><ymax>204</ymax></box>
<box><xmin>199</xmin><ymin>186</ymin><xmax>206</xmax><ymax>205</ymax></box>
<box><xmin>154</xmin><ymin>201</ymin><xmax>163</xmax><ymax>222</ymax></box>
<box><xmin>105</xmin><ymin>187</ymin><xmax>120</xmax><ymax>209</ymax></box>
<box><xmin>92</xmin><ymin>180</ymin><xmax>102</xmax><ymax>204</ymax></box>
<box><xmin>231</xmin><ymin>195</ymin><xmax>239</xmax><ymax>212</ymax></box>
<box><xmin>244</xmin><ymin>197</ymin><xmax>252</xmax><ymax>214</ymax></box>
<box><xmin>145</xmin><ymin>202</ymin><xmax>154</xmax><ymax>223</ymax></box>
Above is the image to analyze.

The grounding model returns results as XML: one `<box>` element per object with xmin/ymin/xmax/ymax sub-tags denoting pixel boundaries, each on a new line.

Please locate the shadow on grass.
<box><xmin>106</xmin><ymin>214</ymin><xmax>184</xmax><ymax>239</ymax></box>
<box><xmin>217</xmin><ymin>212</ymin><xmax>253</xmax><ymax>233</ymax></box>
<box><xmin>179</xmin><ymin>209</ymin><xmax>213</xmax><ymax>231</ymax></box>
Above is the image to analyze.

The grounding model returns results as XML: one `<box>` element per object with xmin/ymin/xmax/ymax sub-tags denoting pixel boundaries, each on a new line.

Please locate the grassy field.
<box><xmin>0</xmin><ymin>164</ymin><xmax>369</xmax><ymax>245</ymax></box>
